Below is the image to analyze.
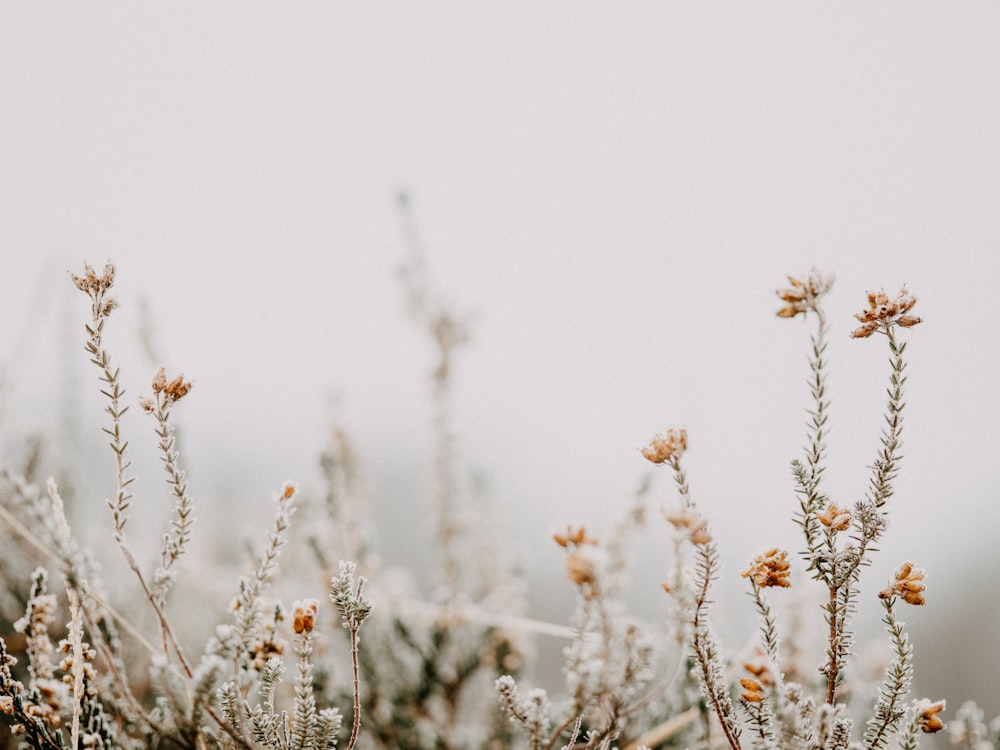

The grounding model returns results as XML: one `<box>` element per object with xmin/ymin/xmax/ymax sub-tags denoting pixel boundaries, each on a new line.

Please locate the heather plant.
<box><xmin>0</xmin><ymin>263</ymin><xmax>372</xmax><ymax>749</ymax></box>
<box><xmin>494</xmin><ymin>272</ymin><xmax>948</xmax><ymax>750</ymax></box>
<box><xmin>0</xmin><ymin>259</ymin><xmax>988</xmax><ymax>750</ymax></box>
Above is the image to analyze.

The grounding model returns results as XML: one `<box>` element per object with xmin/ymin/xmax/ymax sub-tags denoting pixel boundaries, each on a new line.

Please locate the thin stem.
<box><xmin>825</xmin><ymin>586</ymin><xmax>839</xmax><ymax>705</ymax></box>
<box><xmin>347</xmin><ymin>626</ymin><xmax>363</xmax><ymax>750</ymax></box>
<box><xmin>691</xmin><ymin>542</ymin><xmax>743</xmax><ymax>750</ymax></box>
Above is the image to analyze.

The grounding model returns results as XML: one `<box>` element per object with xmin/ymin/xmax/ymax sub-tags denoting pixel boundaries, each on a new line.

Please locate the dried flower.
<box><xmin>743</xmin><ymin>649</ymin><xmax>775</xmax><ymax>687</ymax></box>
<box><xmin>850</xmin><ymin>287</ymin><xmax>922</xmax><ymax>338</ymax></box>
<box><xmin>663</xmin><ymin>506</ymin><xmax>711</xmax><ymax>545</ymax></box>
<box><xmin>742</xmin><ymin>548</ymin><xmax>792</xmax><ymax>589</ymax></box>
<box><xmin>564</xmin><ymin>545</ymin><xmax>604</xmax><ymax>600</ymax></box>
<box><xmin>151</xmin><ymin>367</ymin><xmax>192</xmax><ymax>402</ymax></box>
<box><xmin>775</xmin><ymin>270</ymin><xmax>833</xmax><ymax>318</ymax></box>
<box><xmin>70</xmin><ymin>261</ymin><xmax>116</xmax><ymax>296</ymax></box>
<box><xmin>292</xmin><ymin>598</ymin><xmax>319</xmax><ymax>635</ymax></box>
<box><xmin>152</xmin><ymin>368</ymin><xmax>167</xmax><ymax>393</ymax></box>
<box><xmin>916</xmin><ymin>698</ymin><xmax>946</xmax><ymax>733</ymax></box>
<box><xmin>553</xmin><ymin>525</ymin><xmax>597</xmax><ymax>548</ymax></box>
<box><xmin>163</xmin><ymin>375</ymin><xmax>192</xmax><ymax>401</ymax></box>
<box><xmin>878</xmin><ymin>561</ymin><xmax>926</xmax><ymax>605</ymax></box>
<box><xmin>739</xmin><ymin>677</ymin><xmax>765</xmax><ymax>703</ymax></box>
<box><xmin>642</xmin><ymin>428</ymin><xmax>687</xmax><ymax>464</ymax></box>
<box><xmin>818</xmin><ymin>501</ymin><xmax>852</xmax><ymax>531</ymax></box>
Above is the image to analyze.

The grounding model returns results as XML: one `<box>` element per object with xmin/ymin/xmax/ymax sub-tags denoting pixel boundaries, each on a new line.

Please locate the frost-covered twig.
<box><xmin>330</xmin><ymin>560</ymin><xmax>373</xmax><ymax>750</ymax></box>
<box><xmin>140</xmin><ymin>367</ymin><xmax>195</xmax><ymax>612</ymax></box>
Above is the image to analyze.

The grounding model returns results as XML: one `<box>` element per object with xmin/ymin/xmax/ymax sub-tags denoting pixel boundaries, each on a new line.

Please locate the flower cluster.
<box><xmin>663</xmin><ymin>506</ymin><xmax>711</xmax><ymax>545</ymax></box>
<box><xmin>564</xmin><ymin>547</ymin><xmax>604</xmax><ymax>599</ymax></box>
<box><xmin>641</xmin><ymin>428</ymin><xmax>687</xmax><ymax>465</ymax></box>
<box><xmin>743</xmin><ymin>651</ymin><xmax>775</xmax><ymax>689</ymax></box>
<box><xmin>775</xmin><ymin>270</ymin><xmax>834</xmax><ymax>318</ymax></box>
<box><xmin>70</xmin><ymin>261</ymin><xmax>116</xmax><ymax>298</ymax></box>
<box><xmin>818</xmin><ymin>501</ymin><xmax>852</xmax><ymax>531</ymax></box>
<box><xmin>152</xmin><ymin>366</ymin><xmax>193</xmax><ymax>402</ymax></box>
<box><xmin>741</xmin><ymin>548</ymin><xmax>792</xmax><ymax>589</ymax></box>
<box><xmin>878</xmin><ymin>561</ymin><xmax>927</xmax><ymax>605</ymax></box>
<box><xmin>739</xmin><ymin>677</ymin><xmax>765</xmax><ymax>703</ymax></box>
<box><xmin>553</xmin><ymin>526</ymin><xmax>606</xmax><ymax>599</ymax></box>
<box><xmin>916</xmin><ymin>698</ymin><xmax>947</xmax><ymax>733</ymax></box>
<box><xmin>292</xmin><ymin>599</ymin><xmax>319</xmax><ymax>635</ymax></box>
<box><xmin>850</xmin><ymin>288</ymin><xmax>922</xmax><ymax>338</ymax></box>
<box><xmin>553</xmin><ymin>524</ymin><xmax>597</xmax><ymax>548</ymax></box>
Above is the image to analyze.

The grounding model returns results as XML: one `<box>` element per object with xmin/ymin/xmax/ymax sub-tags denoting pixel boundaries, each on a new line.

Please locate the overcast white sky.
<box><xmin>3</xmin><ymin>3</ymin><xmax>1000</xmax><ymax>710</ymax></box>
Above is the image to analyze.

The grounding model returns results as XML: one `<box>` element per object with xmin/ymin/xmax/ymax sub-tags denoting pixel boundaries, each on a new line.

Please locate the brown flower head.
<box><xmin>663</xmin><ymin>506</ymin><xmax>712</xmax><ymax>545</ymax></box>
<box><xmin>292</xmin><ymin>598</ymin><xmax>319</xmax><ymax>635</ymax></box>
<box><xmin>152</xmin><ymin>368</ymin><xmax>167</xmax><ymax>393</ymax></box>
<box><xmin>878</xmin><ymin>561</ymin><xmax>926</xmax><ymax>605</ymax></box>
<box><xmin>641</xmin><ymin>428</ymin><xmax>687</xmax><ymax>465</ymax></box>
<box><xmin>151</xmin><ymin>367</ymin><xmax>192</xmax><ymax>402</ymax></box>
<box><xmin>553</xmin><ymin>524</ymin><xmax>597</xmax><ymax>548</ymax></box>
<box><xmin>742</xmin><ymin>548</ymin><xmax>792</xmax><ymax>589</ymax></box>
<box><xmin>850</xmin><ymin>287</ymin><xmax>922</xmax><ymax>338</ymax></box>
<box><xmin>739</xmin><ymin>677</ymin><xmax>765</xmax><ymax>703</ymax></box>
<box><xmin>163</xmin><ymin>375</ymin><xmax>192</xmax><ymax>401</ymax></box>
<box><xmin>775</xmin><ymin>270</ymin><xmax>834</xmax><ymax>319</ymax></box>
<box><xmin>70</xmin><ymin>262</ymin><xmax>116</xmax><ymax>296</ymax></box>
<box><xmin>743</xmin><ymin>648</ymin><xmax>775</xmax><ymax>687</ymax></box>
<box><xmin>817</xmin><ymin>502</ymin><xmax>852</xmax><ymax>531</ymax></box>
<box><xmin>564</xmin><ymin>545</ymin><xmax>604</xmax><ymax>600</ymax></box>
<box><xmin>916</xmin><ymin>698</ymin><xmax>946</xmax><ymax>733</ymax></box>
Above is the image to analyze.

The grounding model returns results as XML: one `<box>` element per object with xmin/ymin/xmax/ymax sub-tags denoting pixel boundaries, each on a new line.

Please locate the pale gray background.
<box><xmin>2</xmin><ymin>3</ymin><xmax>999</xmax><ymax>716</ymax></box>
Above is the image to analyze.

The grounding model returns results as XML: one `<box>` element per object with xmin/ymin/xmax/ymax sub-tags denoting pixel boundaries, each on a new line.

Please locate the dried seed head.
<box><xmin>742</xmin><ymin>548</ymin><xmax>792</xmax><ymax>588</ymax></box>
<box><xmin>292</xmin><ymin>598</ymin><xmax>319</xmax><ymax>635</ymax></box>
<box><xmin>100</xmin><ymin>262</ymin><xmax>116</xmax><ymax>288</ymax></box>
<box><xmin>878</xmin><ymin>561</ymin><xmax>927</xmax><ymax>605</ymax></box>
<box><xmin>739</xmin><ymin>677</ymin><xmax>765</xmax><ymax>703</ymax></box>
<box><xmin>818</xmin><ymin>502</ymin><xmax>852</xmax><ymax>531</ymax></box>
<box><xmin>71</xmin><ymin>261</ymin><xmax>117</xmax><ymax>296</ymax></box>
<box><xmin>564</xmin><ymin>545</ymin><xmax>604</xmax><ymax>600</ymax></box>
<box><xmin>641</xmin><ymin>428</ymin><xmax>687</xmax><ymax>464</ymax></box>
<box><xmin>663</xmin><ymin>506</ymin><xmax>712</xmax><ymax>545</ymax></box>
<box><xmin>916</xmin><ymin>699</ymin><xmax>946</xmax><ymax>733</ymax></box>
<box><xmin>150</xmin><ymin>367</ymin><xmax>192</xmax><ymax>403</ymax></box>
<box><xmin>744</xmin><ymin>649</ymin><xmax>775</xmax><ymax>687</ymax></box>
<box><xmin>163</xmin><ymin>374</ymin><xmax>192</xmax><ymax>401</ymax></box>
<box><xmin>152</xmin><ymin>367</ymin><xmax>167</xmax><ymax>393</ymax></box>
<box><xmin>553</xmin><ymin>525</ymin><xmax>597</xmax><ymax>548</ymax></box>
<box><xmin>775</xmin><ymin>270</ymin><xmax>833</xmax><ymax>318</ymax></box>
<box><xmin>851</xmin><ymin>287</ymin><xmax>922</xmax><ymax>338</ymax></box>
